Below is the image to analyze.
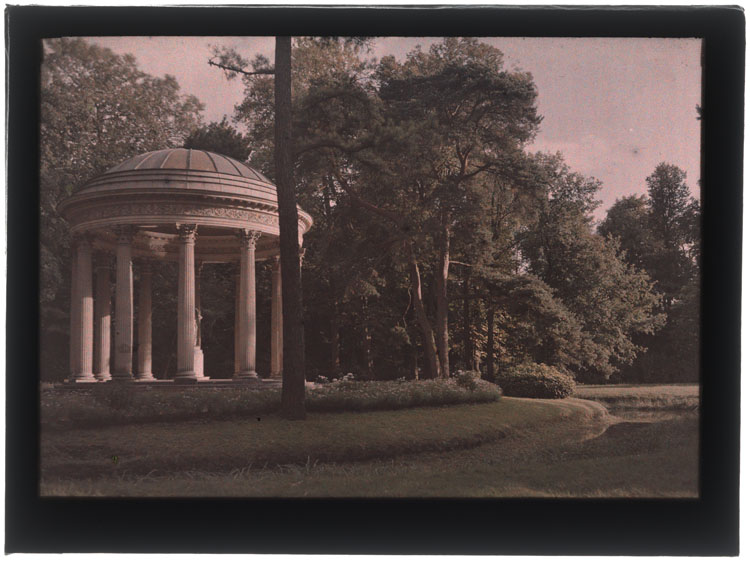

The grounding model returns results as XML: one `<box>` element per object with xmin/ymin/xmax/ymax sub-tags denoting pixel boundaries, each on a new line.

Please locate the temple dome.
<box><xmin>102</xmin><ymin>148</ymin><xmax>272</xmax><ymax>183</ymax></box>
<box><xmin>58</xmin><ymin>148</ymin><xmax>313</xmax><ymax>263</ymax></box>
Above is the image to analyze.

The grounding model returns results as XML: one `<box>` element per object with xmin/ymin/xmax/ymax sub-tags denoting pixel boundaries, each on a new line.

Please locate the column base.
<box><xmin>68</xmin><ymin>374</ymin><xmax>97</xmax><ymax>383</ymax></box>
<box><xmin>175</xmin><ymin>371</ymin><xmax>198</xmax><ymax>383</ymax></box>
<box><xmin>269</xmin><ymin>371</ymin><xmax>282</xmax><ymax>380</ymax></box>
<box><xmin>233</xmin><ymin>370</ymin><xmax>258</xmax><ymax>381</ymax></box>
<box><xmin>95</xmin><ymin>372</ymin><xmax>112</xmax><ymax>382</ymax></box>
<box><xmin>110</xmin><ymin>372</ymin><xmax>134</xmax><ymax>382</ymax></box>
<box><xmin>135</xmin><ymin>373</ymin><xmax>156</xmax><ymax>381</ymax></box>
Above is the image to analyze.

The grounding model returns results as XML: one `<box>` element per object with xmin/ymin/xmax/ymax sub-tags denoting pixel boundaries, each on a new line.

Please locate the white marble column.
<box><xmin>72</xmin><ymin>235</ymin><xmax>95</xmax><ymax>381</ymax></box>
<box><xmin>94</xmin><ymin>259</ymin><xmax>112</xmax><ymax>381</ymax></box>
<box><xmin>234</xmin><ymin>272</ymin><xmax>240</xmax><ymax>375</ymax></box>
<box><xmin>175</xmin><ymin>224</ymin><xmax>198</xmax><ymax>381</ymax></box>
<box><xmin>194</xmin><ymin>261</ymin><xmax>206</xmax><ymax>379</ymax></box>
<box><xmin>113</xmin><ymin>226</ymin><xmax>135</xmax><ymax>381</ymax></box>
<box><xmin>69</xmin><ymin>242</ymin><xmax>79</xmax><ymax>378</ymax></box>
<box><xmin>235</xmin><ymin>229</ymin><xmax>260</xmax><ymax>379</ymax></box>
<box><xmin>136</xmin><ymin>263</ymin><xmax>154</xmax><ymax>380</ymax></box>
<box><xmin>270</xmin><ymin>255</ymin><xmax>283</xmax><ymax>379</ymax></box>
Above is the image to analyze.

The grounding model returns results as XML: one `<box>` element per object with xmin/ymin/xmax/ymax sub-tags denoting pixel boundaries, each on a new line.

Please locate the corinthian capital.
<box><xmin>238</xmin><ymin>229</ymin><xmax>261</xmax><ymax>250</ymax></box>
<box><xmin>177</xmin><ymin>224</ymin><xmax>198</xmax><ymax>243</ymax></box>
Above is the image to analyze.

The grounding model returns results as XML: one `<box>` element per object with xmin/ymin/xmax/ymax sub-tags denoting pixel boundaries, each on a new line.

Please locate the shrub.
<box><xmin>41</xmin><ymin>378</ymin><xmax>502</xmax><ymax>430</ymax></box>
<box><xmin>453</xmin><ymin>370</ymin><xmax>481</xmax><ymax>391</ymax></box>
<box><xmin>307</xmin><ymin>378</ymin><xmax>500</xmax><ymax>413</ymax></box>
<box><xmin>495</xmin><ymin>363</ymin><xmax>575</xmax><ymax>399</ymax></box>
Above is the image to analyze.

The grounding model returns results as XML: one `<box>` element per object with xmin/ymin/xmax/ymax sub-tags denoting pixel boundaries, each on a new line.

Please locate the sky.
<box><xmin>89</xmin><ymin>36</ymin><xmax>702</xmax><ymax>221</ymax></box>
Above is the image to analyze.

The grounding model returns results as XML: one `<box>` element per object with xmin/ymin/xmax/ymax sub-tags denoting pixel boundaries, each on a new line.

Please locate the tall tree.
<box><xmin>598</xmin><ymin>194</ymin><xmax>654</xmax><ymax>271</ymax></box>
<box><xmin>302</xmin><ymin>39</ymin><xmax>541</xmax><ymax>378</ymax></box>
<box><xmin>646</xmin><ymin>163</ymin><xmax>697</xmax><ymax>311</ymax></box>
<box><xmin>275</xmin><ymin>37</ymin><xmax>306</xmax><ymax>419</ymax></box>
<box><xmin>600</xmin><ymin>163</ymin><xmax>699</xmax><ymax>382</ymax></box>
<box><xmin>519</xmin><ymin>155</ymin><xmax>663</xmax><ymax>381</ymax></box>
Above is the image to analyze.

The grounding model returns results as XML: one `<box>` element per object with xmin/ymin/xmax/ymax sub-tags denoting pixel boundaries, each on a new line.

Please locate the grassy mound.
<box><xmin>41</xmin><ymin>397</ymin><xmax>608</xmax><ymax>483</ymax></box>
<box><xmin>41</xmin><ymin>378</ymin><xmax>501</xmax><ymax>431</ymax></box>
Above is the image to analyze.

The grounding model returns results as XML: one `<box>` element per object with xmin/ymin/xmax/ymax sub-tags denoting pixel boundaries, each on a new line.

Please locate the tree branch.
<box><xmin>208</xmin><ymin>59</ymin><xmax>275</xmax><ymax>76</ymax></box>
<box><xmin>331</xmin><ymin>165</ymin><xmax>405</xmax><ymax>228</ymax></box>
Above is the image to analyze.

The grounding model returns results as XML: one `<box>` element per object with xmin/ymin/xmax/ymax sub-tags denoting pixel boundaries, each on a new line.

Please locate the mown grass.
<box><xmin>41</xmin><ymin>409</ymin><xmax>696</xmax><ymax>498</ymax></box>
<box><xmin>41</xmin><ymin>379</ymin><xmax>501</xmax><ymax>431</ymax></box>
<box><xmin>40</xmin><ymin>397</ymin><xmax>608</xmax><ymax>484</ymax></box>
<box><xmin>574</xmin><ymin>383</ymin><xmax>699</xmax><ymax>414</ymax></box>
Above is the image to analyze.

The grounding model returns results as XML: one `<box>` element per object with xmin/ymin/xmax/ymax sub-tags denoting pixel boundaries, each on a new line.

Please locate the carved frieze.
<box><xmin>68</xmin><ymin>202</ymin><xmax>280</xmax><ymax>228</ymax></box>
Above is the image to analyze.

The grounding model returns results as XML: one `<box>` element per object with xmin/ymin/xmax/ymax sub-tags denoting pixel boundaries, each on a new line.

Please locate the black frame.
<box><xmin>6</xmin><ymin>5</ymin><xmax>742</xmax><ymax>554</ymax></box>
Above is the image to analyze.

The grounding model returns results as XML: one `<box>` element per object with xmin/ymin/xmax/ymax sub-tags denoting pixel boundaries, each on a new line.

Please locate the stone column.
<box><xmin>72</xmin><ymin>235</ymin><xmax>95</xmax><ymax>381</ymax></box>
<box><xmin>175</xmin><ymin>224</ymin><xmax>198</xmax><ymax>381</ymax></box>
<box><xmin>235</xmin><ymin>229</ymin><xmax>260</xmax><ymax>379</ymax></box>
<box><xmin>94</xmin><ymin>259</ymin><xmax>112</xmax><ymax>381</ymax></box>
<box><xmin>69</xmin><ymin>242</ymin><xmax>79</xmax><ymax>378</ymax></box>
<box><xmin>193</xmin><ymin>261</ymin><xmax>205</xmax><ymax>379</ymax></box>
<box><xmin>113</xmin><ymin>226</ymin><xmax>135</xmax><ymax>381</ymax></box>
<box><xmin>270</xmin><ymin>255</ymin><xmax>283</xmax><ymax>379</ymax></box>
<box><xmin>234</xmin><ymin>272</ymin><xmax>240</xmax><ymax>375</ymax></box>
<box><xmin>195</xmin><ymin>262</ymin><xmax>202</xmax><ymax>348</ymax></box>
<box><xmin>136</xmin><ymin>263</ymin><xmax>154</xmax><ymax>380</ymax></box>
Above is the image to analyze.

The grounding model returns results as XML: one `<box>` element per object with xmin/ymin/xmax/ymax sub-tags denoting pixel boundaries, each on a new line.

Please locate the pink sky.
<box><xmin>89</xmin><ymin>36</ymin><xmax>702</xmax><ymax>220</ymax></box>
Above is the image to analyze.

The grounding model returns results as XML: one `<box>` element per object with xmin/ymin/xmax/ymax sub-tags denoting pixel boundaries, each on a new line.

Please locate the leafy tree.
<box><xmin>598</xmin><ymin>194</ymin><xmax>653</xmax><ymax>271</ymax></box>
<box><xmin>519</xmin><ymin>157</ymin><xmax>663</xmax><ymax>382</ymax></box>
<box><xmin>303</xmin><ymin>38</ymin><xmax>542</xmax><ymax>378</ymax></box>
<box><xmin>600</xmin><ymin>163</ymin><xmax>700</xmax><ymax>383</ymax></box>
<box><xmin>645</xmin><ymin>163</ymin><xmax>697</xmax><ymax>311</ymax></box>
<box><xmin>40</xmin><ymin>38</ymin><xmax>204</xmax><ymax>380</ymax></box>
<box><xmin>183</xmin><ymin>117</ymin><xmax>250</xmax><ymax>161</ymax></box>
<box><xmin>487</xmin><ymin>274</ymin><xmax>582</xmax><ymax>372</ymax></box>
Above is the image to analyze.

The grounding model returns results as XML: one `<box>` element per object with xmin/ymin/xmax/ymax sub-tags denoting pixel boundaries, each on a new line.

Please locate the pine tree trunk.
<box><xmin>434</xmin><ymin>221</ymin><xmax>451</xmax><ymax>378</ymax></box>
<box><xmin>275</xmin><ymin>36</ymin><xmax>306</xmax><ymax>420</ymax></box>
<box><xmin>485</xmin><ymin>296</ymin><xmax>495</xmax><ymax>382</ymax></box>
<box><xmin>407</xmin><ymin>243</ymin><xmax>439</xmax><ymax>379</ymax></box>
<box><xmin>463</xmin><ymin>267</ymin><xmax>472</xmax><ymax>370</ymax></box>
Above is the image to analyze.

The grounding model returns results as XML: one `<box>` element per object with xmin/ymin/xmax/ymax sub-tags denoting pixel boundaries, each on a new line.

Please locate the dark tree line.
<box><xmin>40</xmin><ymin>37</ymin><xmax>700</xmax><ymax>386</ymax></box>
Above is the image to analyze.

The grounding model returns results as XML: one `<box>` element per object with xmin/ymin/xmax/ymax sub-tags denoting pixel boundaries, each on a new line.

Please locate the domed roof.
<box><xmin>103</xmin><ymin>148</ymin><xmax>272</xmax><ymax>184</ymax></box>
<box><xmin>60</xmin><ymin>147</ymin><xmax>314</xmax><ymax>245</ymax></box>
<box><xmin>74</xmin><ymin>147</ymin><xmax>283</xmax><ymax>208</ymax></box>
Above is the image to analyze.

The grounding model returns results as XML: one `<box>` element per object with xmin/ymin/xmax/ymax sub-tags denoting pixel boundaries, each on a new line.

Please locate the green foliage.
<box><xmin>519</xmin><ymin>159</ymin><xmax>664</xmax><ymax>382</ymax></box>
<box><xmin>598</xmin><ymin>195</ymin><xmax>654</xmax><ymax>271</ymax></box>
<box><xmin>496</xmin><ymin>363</ymin><xmax>575</xmax><ymax>399</ymax></box>
<box><xmin>452</xmin><ymin>370</ymin><xmax>481</xmax><ymax>391</ymax></box>
<box><xmin>488</xmin><ymin>274</ymin><xmax>582</xmax><ymax>371</ymax></box>
<box><xmin>307</xmin><ymin>378</ymin><xmax>500</xmax><ymax>412</ymax></box>
<box><xmin>183</xmin><ymin>117</ymin><xmax>250</xmax><ymax>161</ymax></box>
<box><xmin>599</xmin><ymin>163</ymin><xmax>699</xmax><ymax>383</ymax></box>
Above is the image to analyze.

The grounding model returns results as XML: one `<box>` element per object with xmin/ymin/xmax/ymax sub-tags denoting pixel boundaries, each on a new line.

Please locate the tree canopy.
<box><xmin>39</xmin><ymin>37</ymin><xmax>698</xmax><ymax>389</ymax></box>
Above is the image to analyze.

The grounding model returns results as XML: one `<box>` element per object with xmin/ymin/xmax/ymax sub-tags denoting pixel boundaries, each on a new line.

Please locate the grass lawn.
<box><xmin>574</xmin><ymin>383</ymin><xmax>699</xmax><ymax>419</ymax></box>
<box><xmin>41</xmin><ymin>397</ymin><xmax>608</xmax><ymax>491</ymax></box>
<box><xmin>42</xmin><ymin>411</ymin><xmax>697</xmax><ymax>498</ymax></box>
